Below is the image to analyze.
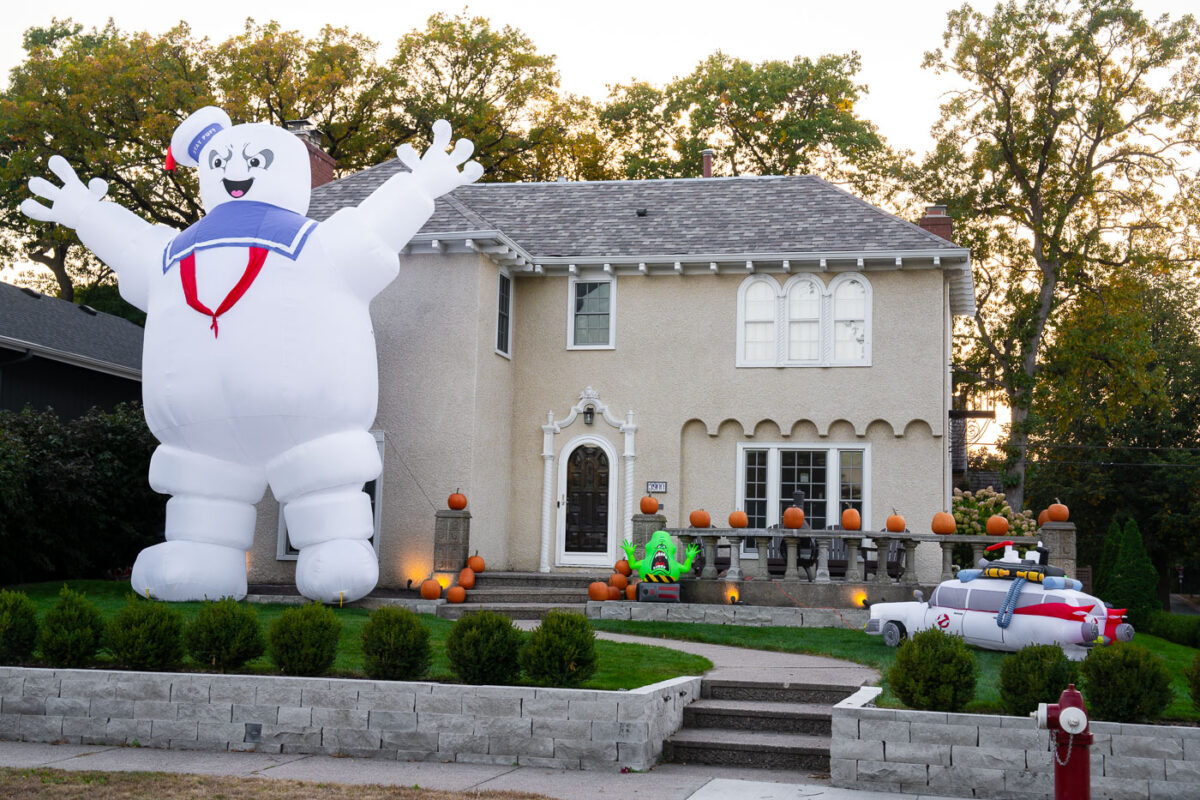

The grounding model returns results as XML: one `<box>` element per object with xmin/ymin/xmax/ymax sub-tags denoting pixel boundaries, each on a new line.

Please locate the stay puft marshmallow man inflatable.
<box><xmin>21</xmin><ymin>107</ymin><xmax>482</xmax><ymax>603</ymax></box>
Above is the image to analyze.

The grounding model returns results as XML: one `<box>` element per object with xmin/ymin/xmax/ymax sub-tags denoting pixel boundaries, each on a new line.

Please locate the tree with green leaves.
<box><xmin>918</xmin><ymin>0</ymin><xmax>1200</xmax><ymax>511</ymax></box>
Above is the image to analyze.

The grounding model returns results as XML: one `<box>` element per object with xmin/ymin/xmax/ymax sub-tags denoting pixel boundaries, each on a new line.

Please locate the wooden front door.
<box><xmin>564</xmin><ymin>445</ymin><xmax>609</xmax><ymax>553</ymax></box>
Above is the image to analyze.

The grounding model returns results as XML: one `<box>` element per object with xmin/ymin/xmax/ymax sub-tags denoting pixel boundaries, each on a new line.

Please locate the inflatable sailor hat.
<box><xmin>166</xmin><ymin>106</ymin><xmax>233</xmax><ymax>171</ymax></box>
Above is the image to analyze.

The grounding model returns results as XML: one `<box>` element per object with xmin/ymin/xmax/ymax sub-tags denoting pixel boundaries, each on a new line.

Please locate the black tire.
<box><xmin>882</xmin><ymin>620</ymin><xmax>906</xmax><ymax>647</ymax></box>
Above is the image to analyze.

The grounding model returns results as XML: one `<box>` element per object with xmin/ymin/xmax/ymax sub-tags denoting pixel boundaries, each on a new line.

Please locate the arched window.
<box><xmin>742</xmin><ymin>280</ymin><xmax>777</xmax><ymax>363</ymax></box>
<box><xmin>832</xmin><ymin>276</ymin><xmax>869</xmax><ymax>363</ymax></box>
<box><xmin>786</xmin><ymin>278</ymin><xmax>821</xmax><ymax>362</ymax></box>
<box><xmin>736</xmin><ymin>273</ymin><xmax>871</xmax><ymax>367</ymax></box>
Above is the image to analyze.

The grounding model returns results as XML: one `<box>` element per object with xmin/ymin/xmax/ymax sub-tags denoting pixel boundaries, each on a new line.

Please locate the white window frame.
<box><xmin>277</xmin><ymin>430</ymin><xmax>385</xmax><ymax>561</ymax></box>
<box><xmin>567</xmin><ymin>274</ymin><xmax>616</xmax><ymax>350</ymax></box>
<box><xmin>495</xmin><ymin>268</ymin><xmax>513</xmax><ymax>359</ymax></box>
<box><xmin>735</xmin><ymin>273</ymin><xmax>872</xmax><ymax>367</ymax></box>
<box><xmin>734</xmin><ymin>441</ymin><xmax>871</xmax><ymax>558</ymax></box>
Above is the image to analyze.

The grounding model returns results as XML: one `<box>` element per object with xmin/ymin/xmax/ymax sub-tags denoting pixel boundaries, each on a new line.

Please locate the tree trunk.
<box><xmin>1004</xmin><ymin>403</ymin><xmax>1028</xmax><ymax>511</ymax></box>
<box><xmin>28</xmin><ymin>242</ymin><xmax>74</xmax><ymax>302</ymax></box>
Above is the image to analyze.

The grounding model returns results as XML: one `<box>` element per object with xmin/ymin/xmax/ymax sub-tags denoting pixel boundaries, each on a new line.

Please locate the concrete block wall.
<box><xmin>0</xmin><ymin>667</ymin><xmax>700</xmax><ymax>770</ymax></box>
<box><xmin>831</xmin><ymin>687</ymin><xmax>1200</xmax><ymax>799</ymax></box>
<box><xmin>586</xmin><ymin>600</ymin><xmax>869</xmax><ymax>628</ymax></box>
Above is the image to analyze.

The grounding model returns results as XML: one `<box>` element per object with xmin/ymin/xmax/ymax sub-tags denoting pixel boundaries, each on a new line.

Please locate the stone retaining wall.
<box><xmin>0</xmin><ymin>666</ymin><xmax>699</xmax><ymax>770</ymax></box>
<box><xmin>832</xmin><ymin>687</ymin><xmax>1200</xmax><ymax>799</ymax></box>
<box><xmin>586</xmin><ymin>600</ymin><xmax>869</xmax><ymax>628</ymax></box>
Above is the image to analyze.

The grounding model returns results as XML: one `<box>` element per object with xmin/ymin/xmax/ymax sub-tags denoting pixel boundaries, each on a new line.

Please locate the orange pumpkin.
<box><xmin>729</xmin><ymin>510</ymin><xmax>749</xmax><ymax>528</ymax></box>
<box><xmin>447</xmin><ymin>489</ymin><xmax>467</xmax><ymax>511</ymax></box>
<box><xmin>782</xmin><ymin>506</ymin><xmax>805</xmax><ymax>529</ymax></box>
<box><xmin>625</xmin><ymin>584</ymin><xmax>637</xmax><ymax>601</ymax></box>
<box><xmin>614</xmin><ymin>559</ymin><xmax>632</xmax><ymax>577</ymax></box>
<box><xmin>446</xmin><ymin>585</ymin><xmax>466</xmax><ymax>603</ymax></box>
<box><xmin>640</xmin><ymin>496</ymin><xmax>660</xmax><ymax>514</ymax></box>
<box><xmin>1048</xmin><ymin>499</ymin><xmax>1070</xmax><ymax>522</ymax></box>
<box><xmin>467</xmin><ymin>552</ymin><xmax>486</xmax><ymax>573</ymax></box>
<box><xmin>886</xmin><ymin>511</ymin><xmax>906</xmax><ymax>532</ymax></box>
<box><xmin>609</xmin><ymin>572</ymin><xmax>628</xmax><ymax>591</ymax></box>
<box><xmin>588</xmin><ymin>581</ymin><xmax>609</xmax><ymax>601</ymax></box>
<box><xmin>931</xmin><ymin>511</ymin><xmax>956</xmax><ymax>535</ymax></box>
<box><xmin>986</xmin><ymin>515</ymin><xmax>1010</xmax><ymax>536</ymax></box>
<box><xmin>690</xmin><ymin>509</ymin><xmax>711</xmax><ymax>528</ymax></box>
<box><xmin>1038</xmin><ymin>509</ymin><xmax>1050</xmax><ymax>526</ymax></box>
<box><xmin>457</xmin><ymin>567</ymin><xmax>476</xmax><ymax>590</ymax></box>
<box><xmin>607</xmin><ymin>585</ymin><xmax>621</xmax><ymax>601</ymax></box>
<box><xmin>841</xmin><ymin>507</ymin><xmax>861</xmax><ymax>531</ymax></box>
<box><xmin>420</xmin><ymin>579</ymin><xmax>442</xmax><ymax>600</ymax></box>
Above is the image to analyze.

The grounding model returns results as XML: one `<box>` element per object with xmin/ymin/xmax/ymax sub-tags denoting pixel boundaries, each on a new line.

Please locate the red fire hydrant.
<box><xmin>1033</xmin><ymin>684</ymin><xmax>1092</xmax><ymax>800</ymax></box>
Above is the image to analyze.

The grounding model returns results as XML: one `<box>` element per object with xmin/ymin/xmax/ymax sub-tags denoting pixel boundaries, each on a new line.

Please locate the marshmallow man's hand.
<box><xmin>20</xmin><ymin>156</ymin><xmax>109</xmax><ymax>231</ymax></box>
<box><xmin>396</xmin><ymin>120</ymin><xmax>484</xmax><ymax>200</ymax></box>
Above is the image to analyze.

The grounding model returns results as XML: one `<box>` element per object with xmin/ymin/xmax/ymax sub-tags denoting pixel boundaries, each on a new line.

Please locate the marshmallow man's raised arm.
<box><xmin>320</xmin><ymin>121</ymin><xmax>483</xmax><ymax>300</ymax></box>
<box><xmin>21</xmin><ymin>156</ymin><xmax>172</xmax><ymax>312</ymax></box>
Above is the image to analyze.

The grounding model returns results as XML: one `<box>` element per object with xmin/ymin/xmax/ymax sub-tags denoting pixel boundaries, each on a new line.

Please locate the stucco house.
<box><xmin>246</xmin><ymin>162</ymin><xmax>974</xmax><ymax>587</ymax></box>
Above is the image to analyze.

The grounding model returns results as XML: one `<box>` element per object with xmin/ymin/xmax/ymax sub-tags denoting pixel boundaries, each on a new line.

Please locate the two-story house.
<box><xmin>246</xmin><ymin>161</ymin><xmax>974</xmax><ymax>587</ymax></box>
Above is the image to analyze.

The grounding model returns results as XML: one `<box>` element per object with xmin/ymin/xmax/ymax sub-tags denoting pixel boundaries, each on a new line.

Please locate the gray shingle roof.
<box><xmin>0</xmin><ymin>281</ymin><xmax>142</xmax><ymax>374</ymax></box>
<box><xmin>310</xmin><ymin>166</ymin><xmax>960</xmax><ymax>259</ymax></box>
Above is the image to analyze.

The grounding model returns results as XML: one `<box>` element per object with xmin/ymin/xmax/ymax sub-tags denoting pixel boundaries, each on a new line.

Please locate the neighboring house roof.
<box><xmin>310</xmin><ymin>164</ymin><xmax>976</xmax><ymax>315</ymax></box>
<box><xmin>0</xmin><ymin>281</ymin><xmax>143</xmax><ymax>379</ymax></box>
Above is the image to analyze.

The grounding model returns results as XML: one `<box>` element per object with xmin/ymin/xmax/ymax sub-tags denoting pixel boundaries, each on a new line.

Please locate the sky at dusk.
<box><xmin>4</xmin><ymin>0</ymin><xmax>1195</xmax><ymax>159</ymax></box>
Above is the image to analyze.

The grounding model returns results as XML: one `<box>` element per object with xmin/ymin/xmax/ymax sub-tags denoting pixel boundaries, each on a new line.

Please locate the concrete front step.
<box><xmin>438</xmin><ymin>602</ymin><xmax>588</xmax><ymax>620</ymax></box>
<box><xmin>469</xmin><ymin>571</ymin><xmax>610</xmax><ymax>590</ymax></box>
<box><xmin>663</xmin><ymin>728</ymin><xmax>832</xmax><ymax>771</ymax></box>
<box><xmin>463</xmin><ymin>588</ymin><xmax>591</xmax><ymax>605</ymax></box>
<box><xmin>701</xmin><ymin>678</ymin><xmax>860</xmax><ymax>705</ymax></box>
<box><xmin>682</xmin><ymin>698</ymin><xmax>832</xmax><ymax>736</ymax></box>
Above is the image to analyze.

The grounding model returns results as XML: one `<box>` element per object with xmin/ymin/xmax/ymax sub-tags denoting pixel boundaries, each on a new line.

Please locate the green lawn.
<box><xmin>590</xmin><ymin>619</ymin><xmax>1200</xmax><ymax>721</ymax></box>
<box><xmin>7</xmin><ymin>580</ymin><xmax>711</xmax><ymax>691</ymax></box>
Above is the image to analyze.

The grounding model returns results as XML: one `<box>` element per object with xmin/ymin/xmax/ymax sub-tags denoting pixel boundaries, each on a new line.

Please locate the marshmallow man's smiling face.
<box><xmin>196</xmin><ymin>123</ymin><xmax>311</xmax><ymax>216</ymax></box>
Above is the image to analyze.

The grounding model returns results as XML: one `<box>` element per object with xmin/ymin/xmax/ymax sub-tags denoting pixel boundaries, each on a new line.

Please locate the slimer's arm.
<box><xmin>677</xmin><ymin>543</ymin><xmax>700</xmax><ymax>575</ymax></box>
<box><xmin>622</xmin><ymin>539</ymin><xmax>646</xmax><ymax>575</ymax></box>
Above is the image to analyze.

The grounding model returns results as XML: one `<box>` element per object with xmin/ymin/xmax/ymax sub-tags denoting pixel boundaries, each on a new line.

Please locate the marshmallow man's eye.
<box><xmin>243</xmin><ymin>147</ymin><xmax>274</xmax><ymax>170</ymax></box>
<box><xmin>208</xmin><ymin>147</ymin><xmax>233</xmax><ymax>170</ymax></box>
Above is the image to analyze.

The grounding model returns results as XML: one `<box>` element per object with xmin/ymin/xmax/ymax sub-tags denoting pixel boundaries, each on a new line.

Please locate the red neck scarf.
<box><xmin>179</xmin><ymin>247</ymin><xmax>268</xmax><ymax>337</ymax></box>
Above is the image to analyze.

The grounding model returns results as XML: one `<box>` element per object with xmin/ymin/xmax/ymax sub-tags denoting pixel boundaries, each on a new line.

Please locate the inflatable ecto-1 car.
<box><xmin>864</xmin><ymin>540</ymin><xmax>1133</xmax><ymax>660</ymax></box>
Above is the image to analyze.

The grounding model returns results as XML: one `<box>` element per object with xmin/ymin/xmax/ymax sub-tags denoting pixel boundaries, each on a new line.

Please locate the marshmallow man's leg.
<box><xmin>131</xmin><ymin>446</ymin><xmax>267</xmax><ymax>601</ymax></box>
<box><xmin>267</xmin><ymin>430</ymin><xmax>381</xmax><ymax>604</ymax></box>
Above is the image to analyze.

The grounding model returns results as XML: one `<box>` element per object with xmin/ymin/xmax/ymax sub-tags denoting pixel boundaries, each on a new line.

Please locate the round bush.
<box><xmin>186</xmin><ymin>598</ymin><xmax>265</xmax><ymax>672</ymax></box>
<box><xmin>268</xmin><ymin>602</ymin><xmax>342</xmax><ymax>676</ymax></box>
<box><xmin>887</xmin><ymin>628</ymin><xmax>977</xmax><ymax>712</ymax></box>
<box><xmin>38</xmin><ymin>586</ymin><xmax>104</xmax><ymax>668</ymax></box>
<box><xmin>1080</xmin><ymin>644</ymin><xmax>1172</xmax><ymax>722</ymax></box>
<box><xmin>445</xmin><ymin>610</ymin><xmax>523</xmax><ymax>685</ymax></box>
<box><xmin>361</xmin><ymin>606</ymin><xmax>431</xmax><ymax>681</ymax></box>
<box><xmin>108</xmin><ymin>596</ymin><xmax>186</xmax><ymax>670</ymax></box>
<box><xmin>0</xmin><ymin>589</ymin><xmax>39</xmax><ymax>664</ymax></box>
<box><xmin>999</xmin><ymin>644</ymin><xmax>1076</xmax><ymax>717</ymax></box>
<box><xmin>519</xmin><ymin>609</ymin><xmax>597</xmax><ymax>688</ymax></box>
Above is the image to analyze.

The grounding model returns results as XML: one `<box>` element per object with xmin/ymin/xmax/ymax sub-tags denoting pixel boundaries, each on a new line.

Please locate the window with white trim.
<box><xmin>496</xmin><ymin>271</ymin><xmax>512</xmax><ymax>357</ymax></box>
<box><xmin>277</xmin><ymin>431</ymin><xmax>385</xmax><ymax>560</ymax></box>
<box><xmin>568</xmin><ymin>276</ymin><xmax>615</xmax><ymax>349</ymax></box>
<box><xmin>736</xmin><ymin>273</ymin><xmax>872</xmax><ymax>366</ymax></box>
<box><xmin>736</xmin><ymin>442</ymin><xmax>869</xmax><ymax>539</ymax></box>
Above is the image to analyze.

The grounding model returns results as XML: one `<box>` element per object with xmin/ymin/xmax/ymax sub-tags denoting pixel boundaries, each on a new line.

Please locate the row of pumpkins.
<box><xmin>641</xmin><ymin>496</ymin><xmax>1070</xmax><ymax>536</ymax></box>
<box><xmin>588</xmin><ymin>559</ymin><xmax>638</xmax><ymax>602</ymax></box>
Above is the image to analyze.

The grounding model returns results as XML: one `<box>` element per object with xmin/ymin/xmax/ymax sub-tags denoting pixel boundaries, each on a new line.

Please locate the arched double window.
<box><xmin>736</xmin><ymin>273</ymin><xmax>872</xmax><ymax>367</ymax></box>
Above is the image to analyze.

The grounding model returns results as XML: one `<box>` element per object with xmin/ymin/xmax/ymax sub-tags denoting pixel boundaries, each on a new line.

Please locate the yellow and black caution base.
<box><xmin>636</xmin><ymin>580</ymin><xmax>680</xmax><ymax>602</ymax></box>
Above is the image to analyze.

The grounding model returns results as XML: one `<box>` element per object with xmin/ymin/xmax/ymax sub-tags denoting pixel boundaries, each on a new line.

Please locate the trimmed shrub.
<box><xmin>520</xmin><ymin>610</ymin><xmax>597</xmax><ymax>687</ymax></box>
<box><xmin>186</xmin><ymin>598</ymin><xmax>265</xmax><ymax>672</ymax></box>
<box><xmin>1104</xmin><ymin>519</ymin><xmax>1160</xmax><ymax>627</ymax></box>
<box><xmin>1186</xmin><ymin>654</ymin><xmax>1200</xmax><ymax>712</ymax></box>
<box><xmin>999</xmin><ymin>644</ymin><xmax>1076</xmax><ymax>717</ymax></box>
<box><xmin>361</xmin><ymin>607</ymin><xmax>431</xmax><ymax>681</ymax></box>
<box><xmin>887</xmin><ymin>628</ymin><xmax>977</xmax><ymax>712</ymax></box>
<box><xmin>1079</xmin><ymin>644</ymin><xmax>1172</xmax><ymax>722</ymax></box>
<box><xmin>268</xmin><ymin>602</ymin><xmax>342</xmax><ymax>676</ymax></box>
<box><xmin>445</xmin><ymin>610</ymin><xmax>523</xmax><ymax>685</ymax></box>
<box><xmin>38</xmin><ymin>586</ymin><xmax>104</xmax><ymax>668</ymax></box>
<box><xmin>0</xmin><ymin>589</ymin><xmax>39</xmax><ymax>664</ymax></box>
<box><xmin>1144</xmin><ymin>610</ymin><xmax>1200</xmax><ymax>648</ymax></box>
<box><xmin>1093</xmin><ymin>518</ymin><xmax>1123</xmax><ymax>599</ymax></box>
<box><xmin>108</xmin><ymin>596</ymin><xmax>186</xmax><ymax>670</ymax></box>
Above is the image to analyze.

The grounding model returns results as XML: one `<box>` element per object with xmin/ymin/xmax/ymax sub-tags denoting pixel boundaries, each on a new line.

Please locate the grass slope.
<box><xmin>590</xmin><ymin>619</ymin><xmax>1200</xmax><ymax>721</ymax></box>
<box><xmin>6</xmin><ymin>581</ymin><xmax>711</xmax><ymax>690</ymax></box>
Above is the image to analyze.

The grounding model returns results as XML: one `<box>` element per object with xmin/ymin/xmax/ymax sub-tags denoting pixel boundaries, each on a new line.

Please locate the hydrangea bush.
<box><xmin>952</xmin><ymin>486</ymin><xmax>1037</xmax><ymax>537</ymax></box>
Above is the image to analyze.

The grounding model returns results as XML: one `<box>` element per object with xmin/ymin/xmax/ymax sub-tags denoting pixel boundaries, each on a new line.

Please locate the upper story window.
<box><xmin>736</xmin><ymin>273</ymin><xmax>872</xmax><ymax>367</ymax></box>
<box><xmin>496</xmin><ymin>271</ymin><xmax>512</xmax><ymax>357</ymax></box>
<box><xmin>568</xmin><ymin>276</ymin><xmax>616</xmax><ymax>349</ymax></box>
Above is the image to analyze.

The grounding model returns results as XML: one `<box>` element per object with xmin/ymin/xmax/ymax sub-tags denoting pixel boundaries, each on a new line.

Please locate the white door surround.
<box><xmin>540</xmin><ymin>387</ymin><xmax>636</xmax><ymax>572</ymax></box>
<box><xmin>555</xmin><ymin>434</ymin><xmax>618</xmax><ymax>567</ymax></box>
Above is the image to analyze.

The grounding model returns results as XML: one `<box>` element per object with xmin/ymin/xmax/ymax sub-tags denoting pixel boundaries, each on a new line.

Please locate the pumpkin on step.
<box><xmin>609</xmin><ymin>572</ymin><xmax>628</xmax><ymax>591</ymax></box>
<box><xmin>446</xmin><ymin>585</ymin><xmax>466</xmax><ymax>603</ymax></box>
<box><xmin>467</xmin><ymin>552</ymin><xmax>486</xmax><ymax>573</ymax></box>
<box><xmin>419</xmin><ymin>579</ymin><xmax>442</xmax><ymax>600</ymax></box>
<box><xmin>588</xmin><ymin>581</ymin><xmax>609</xmax><ymax>602</ymax></box>
<box><xmin>457</xmin><ymin>567</ymin><xmax>476</xmax><ymax>590</ymax></box>
<box><xmin>607</xmin><ymin>585</ymin><xmax>621</xmax><ymax>601</ymax></box>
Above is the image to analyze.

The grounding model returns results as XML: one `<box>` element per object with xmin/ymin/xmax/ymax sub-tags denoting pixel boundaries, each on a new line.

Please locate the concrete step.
<box><xmin>663</xmin><ymin>728</ymin><xmax>831</xmax><ymax>771</ymax></box>
<box><xmin>462</xmin><ymin>588</ymin><xmax>592</xmax><ymax>604</ymax></box>
<box><xmin>437</xmin><ymin>602</ymin><xmax>589</xmax><ymax>620</ymax></box>
<box><xmin>682</xmin><ymin>698</ymin><xmax>832</xmax><ymax>736</ymax></box>
<box><xmin>701</xmin><ymin>678</ymin><xmax>859</xmax><ymax>705</ymax></box>
<box><xmin>469</xmin><ymin>571</ymin><xmax>610</xmax><ymax>590</ymax></box>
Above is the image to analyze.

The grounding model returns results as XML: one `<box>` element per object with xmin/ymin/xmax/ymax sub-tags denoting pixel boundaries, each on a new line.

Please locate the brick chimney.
<box><xmin>701</xmin><ymin>148</ymin><xmax>714</xmax><ymax>178</ymax></box>
<box><xmin>285</xmin><ymin>119</ymin><xmax>337</xmax><ymax>189</ymax></box>
<box><xmin>918</xmin><ymin>204</ymin><xmax>953</xmax><ymax>242</ymax></box>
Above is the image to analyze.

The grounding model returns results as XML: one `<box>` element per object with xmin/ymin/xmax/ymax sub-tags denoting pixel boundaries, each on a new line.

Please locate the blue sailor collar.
<box><xmin>163</xmin><ymin>201</ymin><xmax>318</xmax><ymax>273</ymax></box>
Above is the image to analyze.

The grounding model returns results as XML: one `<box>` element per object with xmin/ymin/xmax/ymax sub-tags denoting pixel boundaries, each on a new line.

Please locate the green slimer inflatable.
<box><xmin>622</xmin><ymin>530</ymin><xmax>700</xmax><ymax>582</ymax></box>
